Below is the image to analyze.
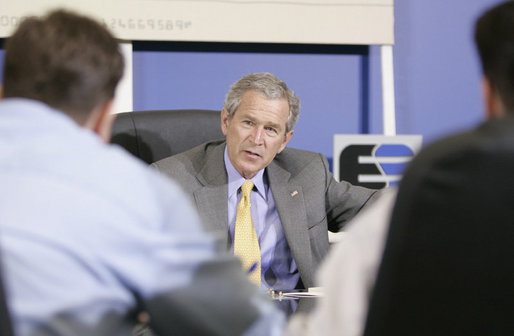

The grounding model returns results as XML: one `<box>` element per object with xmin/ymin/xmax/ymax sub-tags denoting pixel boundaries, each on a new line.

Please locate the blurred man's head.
<box><xmin>2</xmin><ymin>10</ymin><xmax>124</xmax><ymax>126</ymax></box>
<box><xmin>474</xmin><ymin>0</ymin><xmax>514</xmax><ymax>117</ymax></box>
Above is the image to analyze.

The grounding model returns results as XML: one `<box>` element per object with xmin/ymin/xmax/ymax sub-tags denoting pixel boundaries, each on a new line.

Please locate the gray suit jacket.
<box><xmin>152</xmin><ymin>140</ymin><xmax>379</xmax><ymax>288</ymax></box>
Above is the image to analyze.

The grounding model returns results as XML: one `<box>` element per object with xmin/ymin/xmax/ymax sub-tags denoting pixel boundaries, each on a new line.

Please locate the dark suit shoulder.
<box><xmin>273</xmin><ymin>147</ymin><xmax>327</xmax><ymax>176</ymax></box>
<box><xmin>405</xmin><ymin>117</ymin><xmax>514</xmax><ymax>182</ymax></box>
<box><xmin>397</xmin><ymin>116</ymin><xmax>514</xmax><ymax>219</ymax></box>
<box><xmin>279</xmin><ymin>146</ymin><xmax>321</xmax><ymax>159</ymax></box>
<box><xmin>151</xmin><ymin>139</ymin><xmax>225</xmax><ymax>189</ymax></box>
<box><xmin>404</xmin><ymin>129</ymin><xmax>476</xmax><ymax>175</ymax></box>
<box><xmin>153</xmin><ymin>139</ymin><xmax>224</xmax><ymax>169</ymax></box>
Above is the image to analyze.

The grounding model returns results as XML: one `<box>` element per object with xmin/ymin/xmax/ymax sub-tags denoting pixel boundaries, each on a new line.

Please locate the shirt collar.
<box><xmin>224</xmin><ymin>146</ymin><xmax>268</xmax><ymax>200</ymax></box>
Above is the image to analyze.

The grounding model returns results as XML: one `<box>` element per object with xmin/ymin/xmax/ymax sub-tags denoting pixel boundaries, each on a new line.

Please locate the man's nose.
<box><xmin>251</xmin><ymin>127</ymin><xmax>264</xmax><ymax>144</ymax></box>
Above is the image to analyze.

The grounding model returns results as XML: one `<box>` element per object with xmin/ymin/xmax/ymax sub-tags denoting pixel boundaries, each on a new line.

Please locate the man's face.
<box><xmin>221</xmin><ymin>90</ymin><xmax>294</xmax><ymax>179</ymax></box>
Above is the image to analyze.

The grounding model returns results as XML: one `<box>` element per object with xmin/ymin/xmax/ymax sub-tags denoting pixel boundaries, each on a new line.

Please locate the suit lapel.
<box><xmin>193</xmin><ymin>142</ymin><xmax>230</xmax><ymax>248</ymax></box>
<box><xmin>267</xmin><ymin>161</ymin><xmax>313</xmax><ymax>287</ymax></box>
<box><xmin>194</xmin><ymin>185</ymin><xmax>229</xmax><ymax>248</ymax></box>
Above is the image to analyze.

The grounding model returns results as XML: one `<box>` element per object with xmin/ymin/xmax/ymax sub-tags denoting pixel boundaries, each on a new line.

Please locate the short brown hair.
<box><xmin>2</xmin><ymin>9</ymin><xmax>124</xmax><ymax>124</ymax></box>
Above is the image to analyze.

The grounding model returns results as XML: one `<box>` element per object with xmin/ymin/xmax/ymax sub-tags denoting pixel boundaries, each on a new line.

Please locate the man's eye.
<box><xmin>265</xmin><ymin>127</ymin><xmax>278</xmax><ymax>136</ymax></box>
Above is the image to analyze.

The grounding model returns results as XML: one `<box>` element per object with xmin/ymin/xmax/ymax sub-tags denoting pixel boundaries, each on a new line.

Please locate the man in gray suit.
<box><xmin>153</xmin><ymin>73</ymin><xmax>380</xmax><ymax>290</ymax></box>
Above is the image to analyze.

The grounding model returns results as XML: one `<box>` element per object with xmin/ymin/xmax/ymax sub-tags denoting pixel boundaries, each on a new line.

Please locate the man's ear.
<box><xmin>483</xmin><ymin>77</ymin><xmax>504</xmax><ymax>119</ymax></box>
<box><xmin>221</xmin><ymin>107</ymin><xmax>230</xmax><ymax>136</ymax></box>
<box><xmin>278</xmin><ymin>130</ymin><xmax>294</xmax><ymax>154</ymax></box>
<box><xmin>0</xmin><ymin>85</ymin><xmax>3</xmax><ymax>100</ymax></box>
<box><xmin>88</xmin><ymin>99</ymin><xmax>115</xmax><ymax>143</ymax></box>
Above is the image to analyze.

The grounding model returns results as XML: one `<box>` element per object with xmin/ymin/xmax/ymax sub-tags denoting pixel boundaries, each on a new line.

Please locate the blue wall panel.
<box><xmin>393</xmin><ymin>0</ymin><xmax>504</xmax><ymax>144</ymax></box>
<box><xmin>133</xmin><ymin>50</ymin><xmax>370</xmax><ymax>160</ymax></box>
<box><xmin>0</xmin><ymin>0</ymin><xmax>506</xmax><ymax>163</ymax></box>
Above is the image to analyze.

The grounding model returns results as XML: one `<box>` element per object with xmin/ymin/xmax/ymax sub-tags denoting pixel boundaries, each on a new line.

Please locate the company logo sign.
<box><xmin>333</xmin><ymin>135</ymin><xmax>422</xmax><ymax>189</ymax></box>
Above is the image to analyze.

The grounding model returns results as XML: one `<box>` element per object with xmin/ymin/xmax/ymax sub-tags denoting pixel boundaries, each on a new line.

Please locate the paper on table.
<box><xmin>280</xmin><ymin>287</ymin><xmax>324</xmax><ymax>298</ymax></box>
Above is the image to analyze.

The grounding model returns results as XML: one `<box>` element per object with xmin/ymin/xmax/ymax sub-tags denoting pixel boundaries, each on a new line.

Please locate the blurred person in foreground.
<box><xmin>0</xmin><ymin>9</ymin><xmax>284</xmax><ymax>336</ymax></box>
<box><xmin>288</xmin><ymin>1</ymin><xmax>514</xmax><ymax>335</ymax></box>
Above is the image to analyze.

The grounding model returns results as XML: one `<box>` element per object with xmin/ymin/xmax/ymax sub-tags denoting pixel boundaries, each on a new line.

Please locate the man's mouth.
<box><xmin>243</xmin><ymin>150</ymin><xmax>261</xmax><ymax>158</ymax></box>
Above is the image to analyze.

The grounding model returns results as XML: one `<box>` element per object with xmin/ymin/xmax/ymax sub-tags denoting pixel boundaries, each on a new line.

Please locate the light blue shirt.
<box><xmin>225</xmin><ymin>148</ymin><xmax>300</xmax><ymax>290</ymax></box>
<box><xmin>0</xmin><ymin>98</ymin><xmax>284</xmax><ymax>336</ymax></box>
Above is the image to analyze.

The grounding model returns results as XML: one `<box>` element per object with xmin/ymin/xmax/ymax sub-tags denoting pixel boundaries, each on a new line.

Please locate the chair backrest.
<box><xmin>0</xmin><ymin>260</ymin><xmax>13</xmax><ymax>336</ymax></box>
<box><xmin>110</xmin><ymin>110</ymin><xmax>224</xmax><ymax>164</ymax></box>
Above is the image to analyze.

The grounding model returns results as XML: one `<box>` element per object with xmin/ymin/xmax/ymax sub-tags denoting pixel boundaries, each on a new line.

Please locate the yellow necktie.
<box><xmin>233</xmin><ymin>180</ymin><xmax>261</xmax><ymax>286</ymax></box>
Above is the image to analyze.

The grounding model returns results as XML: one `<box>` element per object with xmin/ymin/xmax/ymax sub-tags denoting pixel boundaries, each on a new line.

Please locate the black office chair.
<box><xmin>110</xmin><ymin>109</ymin><xmax>224</xmax><ymax>164</ymax></box>
<box><xmin>0</xmin><ymin>260</ymin><xmax>13</xmax><ymax>336</ymax></box>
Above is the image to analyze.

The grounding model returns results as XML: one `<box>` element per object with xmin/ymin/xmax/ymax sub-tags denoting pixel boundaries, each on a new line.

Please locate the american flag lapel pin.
<box><xmin>290</xmin><ymin>190</ymin><xmax>298</xmax><ymax>197</ymax></box>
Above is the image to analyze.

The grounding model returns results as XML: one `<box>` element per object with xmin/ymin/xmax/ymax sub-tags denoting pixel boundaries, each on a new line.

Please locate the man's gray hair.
<box><xmin>223</xmin><ymin>72</ymin><xmax>300</xmax><ymax>133</ymax></box>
